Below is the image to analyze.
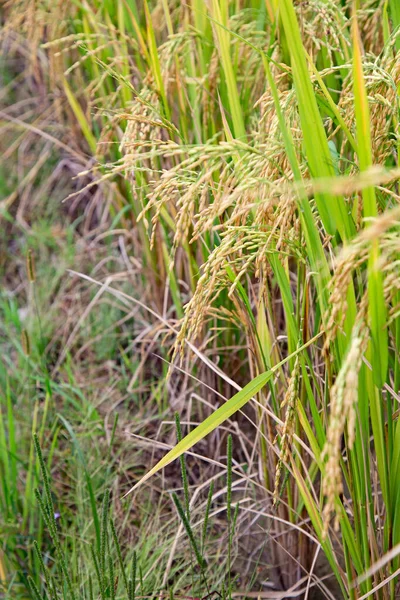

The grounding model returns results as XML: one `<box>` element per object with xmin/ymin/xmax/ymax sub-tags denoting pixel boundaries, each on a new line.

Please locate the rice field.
<box><xmin>1</xmin><ymin>1</ymin><xmax>400</xmax><ymax>598</ymax></box>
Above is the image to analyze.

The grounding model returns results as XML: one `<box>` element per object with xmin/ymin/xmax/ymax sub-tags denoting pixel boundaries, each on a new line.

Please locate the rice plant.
<box><xmin>1</xmin><ymin>0</ymin><xmax>400</xmax><ymax>598</ymax></box>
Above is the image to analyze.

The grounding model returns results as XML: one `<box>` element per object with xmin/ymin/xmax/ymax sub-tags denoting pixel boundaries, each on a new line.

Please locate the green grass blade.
<box><xmin>389</xmin><ymin>0</ymin><xmax>400</xmax><ymax>50</ymax></box>
<box><xmin>172</xmin><ymin>493</ymin><xmax>205</xmax><ymax>569</ymax></box>
<box><xmin>124</xmin><ymin>332</ymin><xmax>323</xmax><ymax>495</ymax></box>
<box><xmin>209</xmin><ymin>0</ymin><xmax>246</xmax><ymax>139</ymax></box>
<box><xmin>290</xmin><ymin>460</ymin><xmax>348</xmax><ymax>598</ymax></box>
<box><xmin>263</xmin><ymin>56</ymin><xmax>331</xmax><ymax>317</ymax></box>
<box><xmin>57</xmin><ymin>415</ymin><xmax>101</xmax><ymax>552</ymax></box>
<box><xmin>278</xmin><ymin>0</ymin><xmax>354</xmax><ymax>240</ymax></box>
<box><xmin>63</xmin><ymin>79</ymin><xmax>97</xmax><ymax>155</ymax></box>
<box><xmin>352</xmin><ymin>10</ymin><xmax>388</xmax><ymax>387</ymax></box>
<box><xmin>143</xmin><ymin>0</ymin><xmax>170</xmax><ymax>119</ymax></box>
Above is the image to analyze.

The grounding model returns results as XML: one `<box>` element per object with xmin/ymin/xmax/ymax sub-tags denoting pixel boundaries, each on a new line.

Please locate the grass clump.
<box><xmin>1</xmin><ymin>0</ymin><xmax>400</xmax><ymax>599</ymax></box>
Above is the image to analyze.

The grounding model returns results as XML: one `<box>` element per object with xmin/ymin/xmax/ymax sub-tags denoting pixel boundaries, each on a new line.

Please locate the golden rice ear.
<box><xmin>273</xmin><ymin>354</ymin><xmax>300</xmax><ymax>506</ymax></box>
<box><xmin>322</xmin><ymin>315</ymin><xmax>369</xmax><ymax>537</ymax></box>
<box><xmin>323</xmin><ymin>206</ymin><xmax>400</xmax><ymax>355</ymax></box>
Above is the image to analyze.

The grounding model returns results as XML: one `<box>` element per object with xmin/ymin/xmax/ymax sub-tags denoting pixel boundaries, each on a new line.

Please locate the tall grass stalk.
<box><xmin>2</xmin><ymin>0</ymin><xmax>400</xmax><ymax>597</ymax></box>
